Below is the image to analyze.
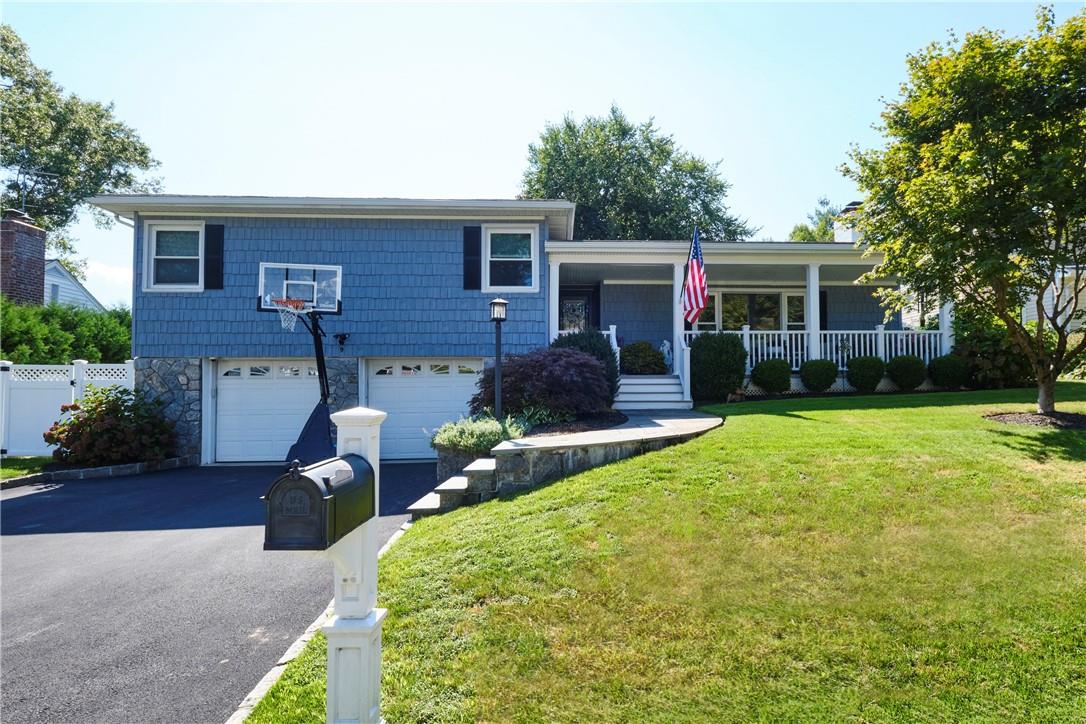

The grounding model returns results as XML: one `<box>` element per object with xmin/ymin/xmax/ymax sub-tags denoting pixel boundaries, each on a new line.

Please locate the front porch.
<box><xmin>545</xmin><ymin>241</ymin><xmax>955</xmax><ymax>403</ymax></box>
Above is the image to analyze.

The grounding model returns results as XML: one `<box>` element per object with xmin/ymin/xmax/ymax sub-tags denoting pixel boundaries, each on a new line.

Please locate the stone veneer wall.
<box><xmin>324</xmin><ymin>358</ymin><xmax>359</xmax><ymax>414</ymax></box>
<box><xmin>134</xmin><ymin>358</ymin><xmax>202</xmax><ymax>457</ymax></box>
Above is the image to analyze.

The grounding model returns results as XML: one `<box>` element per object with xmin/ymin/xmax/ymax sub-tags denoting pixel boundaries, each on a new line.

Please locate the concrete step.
<box><xmin>619</xmin><ymin>375</ymin><xmax>681</xmax><ymax>384</ymax></box>
<box><xmin>614</xmin><ymin>399</ymin><xmax>693</xmax><ymax>411</ymax></box>
<box><xmin>435</xmin><ymin>476</ymin><xmax>477</xmax><ymax>508</ymax></box>
<box><xmin>615</xmin><ymin>391</ymin><xmax>686</xmax><ymax>402</ymax></box>
<box><xmin>406</xmin><ymin>492</ymin><xmax>442</xmax><ymax>521</ymax></box>
<box><xmin>617</xmin><ymin>382</ymin><xmax>683</xmax><ymax>394</ymax></box>
<box><xmin>462</xmin><ymin>457</ymin><xmax>496</xmax><ymax>493</ymax></box>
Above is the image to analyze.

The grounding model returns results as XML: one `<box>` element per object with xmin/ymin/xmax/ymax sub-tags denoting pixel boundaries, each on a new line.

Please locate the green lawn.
<box><xmin>249</xmin><ymin>383</ymin><xmax>1086</xmax><ymax>723</ymax></box>
<box><xmin>0</xmin><ymin>456</ymin><xmax>51</xmax><ymax>480</ymax></box>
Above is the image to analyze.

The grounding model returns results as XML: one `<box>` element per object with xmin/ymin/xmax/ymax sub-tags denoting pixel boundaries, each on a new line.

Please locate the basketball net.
<box><xmin>271</xmin><ymin>298</ymin><xmax>307</xmax><ymax>332</ymax></box>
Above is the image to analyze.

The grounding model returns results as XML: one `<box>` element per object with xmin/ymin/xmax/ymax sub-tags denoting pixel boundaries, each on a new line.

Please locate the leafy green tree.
<box><xmin>843</xmin><ymin>7</ymin><xmax>1086</xmax><ymax>413</ymax></box>
<box><xmin>522</xmin><ymin>106</ymin><xmax>752</xmax><ymax>241</ymax></box>
<box><xmin>788</xmin><ymin>197</ymin><xmax>840</xmax><ymax>242</ymax></box>
<box><xmin>0</xmin><ymin>25</ymin><xmax>159</xmax><ymax>278</ymax></box>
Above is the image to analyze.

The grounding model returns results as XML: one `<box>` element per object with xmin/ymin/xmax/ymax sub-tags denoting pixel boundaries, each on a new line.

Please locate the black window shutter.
<box><xmin>204</xmin><ymin>224</ymin><xmax>225</xmax><ymax>290</ymax></box>
<box><xmin>463</xmin><ymin>226</ymin><xmax>481</xmax><ymax>290</ymax></box>
<box><xmin>819</xmin><ymin>290</ymin><xmax>828</xmax><ymax>330</ymax></box>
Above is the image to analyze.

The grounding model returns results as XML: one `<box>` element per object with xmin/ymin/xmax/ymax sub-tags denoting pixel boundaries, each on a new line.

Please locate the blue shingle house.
<box><xmin>90</xmin><ymin>195</ymin><xmax>954</xmax><ymax>462</ymax></box>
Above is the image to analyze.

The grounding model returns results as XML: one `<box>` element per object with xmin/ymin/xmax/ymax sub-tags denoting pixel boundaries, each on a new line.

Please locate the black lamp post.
<box><xmin>490</xmin><ymin>298</ymin><xmax>508</xmax><ymax>419</ymax></box>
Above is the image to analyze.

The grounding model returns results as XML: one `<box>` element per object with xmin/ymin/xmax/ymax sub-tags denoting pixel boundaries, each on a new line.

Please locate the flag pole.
<box><xmin>679</xmin><ymin>225</ymin><xmax>697</xmax><ymax>303</ymax></box>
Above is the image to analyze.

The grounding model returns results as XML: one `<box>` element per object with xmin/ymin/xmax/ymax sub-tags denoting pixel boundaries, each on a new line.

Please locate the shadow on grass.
<box><xmin>697</xmin><ymin>382</ymin><xmax>1086</xmax><ymax>419</ymax></box>
<box><xmin>985</xmin><ymin>425</ymin><xmax>1086</xmax><ymax>463</ymax></box>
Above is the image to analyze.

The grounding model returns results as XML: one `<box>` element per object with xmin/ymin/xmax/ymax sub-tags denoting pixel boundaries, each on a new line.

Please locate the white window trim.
<box><xmin>143</xmin><ymin>221</ymin><xmax>205</xmax><ymax>292</ymax></box>
<box><xmin>704</xmin><ymin>288</ymin><xmax>807</xmax><ymax>332</ymax></box>
<box><xmin>482</xmin><ymin>224</ymin><xmax>539</xmax><ymax>293</ymax></box>
<box><xmin>257</xmin><ymin>262</ymin><xmax>343</xmax><ymax>311</ymax></box>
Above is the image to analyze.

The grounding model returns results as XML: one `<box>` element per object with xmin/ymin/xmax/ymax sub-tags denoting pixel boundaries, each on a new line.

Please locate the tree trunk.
<box><xmin>1036</xmin><ymin>375</ymin><xmax>1056</xmax><ymax>415</ymax></box>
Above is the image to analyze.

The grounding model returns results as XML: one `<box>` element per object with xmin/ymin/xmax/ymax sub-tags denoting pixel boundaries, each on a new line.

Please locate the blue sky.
<box><xmin>6</xmin><ymin>2</ymin><xmax>1081</xmax><ymax>307</ymax></box>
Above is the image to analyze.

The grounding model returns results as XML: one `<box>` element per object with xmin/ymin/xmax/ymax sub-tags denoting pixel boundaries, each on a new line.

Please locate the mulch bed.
<box><xmin>528</xmin><ymin>411</ymin><xmax>629</xmax><ymax>437</ymax></box>
<box><xmin>985</xmin><ymin>412</ymin><xmax>1086</xmax><ymax>430</ymax></box>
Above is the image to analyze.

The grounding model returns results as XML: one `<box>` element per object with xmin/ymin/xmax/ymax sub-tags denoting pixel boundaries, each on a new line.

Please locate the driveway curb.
<box><xmin>224</xmin><ymin>521</ymin><xmax>413</xmax><ymax>724</ymax></box>
<box><xmin>1</xmin><ymin>455</ymin><xmax>199</xmax><ymax>490</ymax></box>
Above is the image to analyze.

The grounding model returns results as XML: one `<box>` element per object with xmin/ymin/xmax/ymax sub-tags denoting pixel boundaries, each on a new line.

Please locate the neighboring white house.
<box><xmin>44</xmin><ymin>259</ymin><xmax>105</xmax><ymax>311</ymax></box>
<box><xmin>1022</xmin><ymin>269</ymin><xmax>1085</xmax><ymax>332</ymax></box>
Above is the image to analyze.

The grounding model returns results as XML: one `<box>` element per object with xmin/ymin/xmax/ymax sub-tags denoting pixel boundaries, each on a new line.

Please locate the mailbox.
<box><xmin>263</xmin><ymin>454</ymin><xmax>375</xmax><ymax>551</ymax></box>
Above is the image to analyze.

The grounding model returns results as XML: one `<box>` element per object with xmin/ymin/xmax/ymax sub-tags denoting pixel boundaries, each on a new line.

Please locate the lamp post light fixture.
<box><xmin>490</xmin><ymin>298</ymin><xmax>508</xmax><ymax>419</ymax></box>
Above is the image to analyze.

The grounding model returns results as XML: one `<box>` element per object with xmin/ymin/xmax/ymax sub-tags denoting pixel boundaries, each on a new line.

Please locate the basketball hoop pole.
<box><xmin>296</xmin><ymin>311</ymin><xmax>331</xmax><ymax>405</ymax></box>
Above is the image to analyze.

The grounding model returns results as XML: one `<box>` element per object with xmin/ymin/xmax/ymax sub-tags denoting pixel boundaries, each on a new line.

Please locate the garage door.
<box><xmin>216</xmin><ymin>360</ymin><xmax>321</xmax><ymax>462</ymax></box>
<box><xmin>367</xmin><ymin>359</ymin><xmax>482</xmax><ymax>460</ymax></box>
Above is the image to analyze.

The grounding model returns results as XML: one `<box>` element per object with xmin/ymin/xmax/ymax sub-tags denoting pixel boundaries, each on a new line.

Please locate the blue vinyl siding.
<box><xmin>824</xmin><ymin>286</ymin><xmax>901</xmax><ymax>330</ymax></box>
<box><xmin>132</xmin><ymin>215</ymin><xmax>548</xmax><ymax>358</ymax></box>
<box><xmin>601</xmin><ymin>283</ymin><xmax>673</xmax><ymax>347</ymax></box>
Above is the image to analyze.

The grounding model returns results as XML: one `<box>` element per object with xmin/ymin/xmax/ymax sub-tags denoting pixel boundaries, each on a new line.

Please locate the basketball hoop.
<box><xmin>271</xmin><ymin>298</ymin><xmax>307</xmax><ymax>332</ymax></box>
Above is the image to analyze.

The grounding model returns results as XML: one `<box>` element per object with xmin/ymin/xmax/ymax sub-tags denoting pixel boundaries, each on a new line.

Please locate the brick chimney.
<box><xmin>1</xmin><ymin>209</ymin><xmax>46</xmax><ymax>305</ymax></box>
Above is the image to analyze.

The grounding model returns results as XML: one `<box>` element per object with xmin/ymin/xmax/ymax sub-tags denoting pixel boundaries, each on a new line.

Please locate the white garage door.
<box><xmin>367</xmin><ymin>359</ymin><xmax>482</xmax><ymax>460</ymax></box>
<box><xmin>215</xmin><ymin>360</ymin><xmax>322</xmax><ymax>462</ymax></box>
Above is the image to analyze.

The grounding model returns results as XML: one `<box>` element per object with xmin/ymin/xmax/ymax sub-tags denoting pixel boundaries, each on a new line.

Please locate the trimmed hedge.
<box><xmin>690</xmin><ymin>333</ymin><xmax>747</xmax><ymax>401</ymax></box>
<box><xmin>799</xmin><ymin>359</ymin><xmax>838</xmax><ymax>393</ymax></box>
<box><xmin>430</xmin><ymin>415</ymin><xmax>528</xmax><ymax>456</ymax></box>
<box><xmin>620</xmin><ymin>341</ymin><xmax>667</xmax><ymax>375</ymax></box>
<box><xmin>0</xmin><ymin>297</ymin><xmax>131</xmax><ymax>364</ymax></box>
<box><xmin>470</xmin><ymin>347</ymin><xmax>610</xmax><ymax>418</ymax></box>
<box><xmin>928</xmin><ymin>354</ymin><xmax>970</xmax><ymax>390</ymax></box>
<box><xmin>551</xmin><ymin>329</ymin><xmax>619</xmax><ymax>404</ymax></box>
<box><xmin>751</xmin><ymin>359</ymin><xmax>792</xmax><ymax>395</ymax></box>
<box><xmin>886</xmin><ymin>355</ymin><xmax>927</xmax><ymax>391</ymax></box>
<box><xmin>846</xmin><ymin>355</ymin><xmax>886</xmax><ymax>393</ymax></box>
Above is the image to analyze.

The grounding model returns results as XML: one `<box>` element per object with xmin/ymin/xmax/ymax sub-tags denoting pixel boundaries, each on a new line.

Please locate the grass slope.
<box><xmin>249</xmin><ymin>384</ymin><xmax>1086</xmax><ymax>723</ymax></box>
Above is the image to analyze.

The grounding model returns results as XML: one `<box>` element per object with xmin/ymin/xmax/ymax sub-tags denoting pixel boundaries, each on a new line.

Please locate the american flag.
<box><xmin>682</xmin><ymin>226</ymin><xmax>708</xmax><ymax>324</ymax></box>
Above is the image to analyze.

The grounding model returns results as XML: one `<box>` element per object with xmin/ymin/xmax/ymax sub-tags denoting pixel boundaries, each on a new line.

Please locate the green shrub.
<box><xmin>1067</xmin><ymin>333</ymin><xmax>1086</xmax><ymax>380</ymax></box>
<box><xmin>430</xmin><ymin>415</ymin><xmax>528</xmax><ymax>456</ymax></box>
<box><xmin>551</xmin><ymin>329</ymin><xmax>619</xmax><ymax>404</ymax></box>
<box><xmin>846</xmin><ymin>355</ymin><xmax>886</xmax><ymax>393</ymax></box>
<box><xmin>886</xmin><ymin>355</ymin><xmax>927</xmax><ymax>391</ymax></box>
<box><xmin>44</xmin><ymin>385</ymin><xmax>176</xmax><ymax>466</ymax></box>
<box><xmin>750</xmin><ymin>359</ymin><xmax>792</xmax><ymax>394</ymax></box>
<box><xmin>952</xmin><ymin>310</ymin><xmax>1036</xmax><ymax>389</ymax></box>
<box><xmin>470</xmin><ymin>348</ymin><xmax>610</xmax><ymax>418</ymax></box>
<box><xmin>620</xmin><ymin>341</ymin><xmax>667</xmax><ymax>375</ymax></box>
<box><xmin>928</xmin><ymin>354</ymin><xmax>970</xmax><ymax>389</ymax></box>
<box><xmin>799</xmin><ymin>359</ymin><xmax>838</xmax><ymax>393</ymax></box>
<box><xmin>690</xmin><ymin>333</ymin><xmax>747</xmax><ymax>401</ymax></box>
<box><xmin>0</xmin><ymin>296</ymin><xmax>131</xmax><ymax>364</ymax></box>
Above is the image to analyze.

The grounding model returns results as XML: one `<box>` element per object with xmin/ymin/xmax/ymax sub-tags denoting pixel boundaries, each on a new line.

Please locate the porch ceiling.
<box><xmin>559</xmin><ymin>263</ymin><xmax>889</xmax><ymax>286</ymax></box>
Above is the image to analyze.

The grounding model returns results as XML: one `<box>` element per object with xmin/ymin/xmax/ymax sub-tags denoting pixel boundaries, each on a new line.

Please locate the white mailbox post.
<box><xmin>325</xmin><ymin>407</ymin><xmax>387</xmax><ymax>724</ymax></box>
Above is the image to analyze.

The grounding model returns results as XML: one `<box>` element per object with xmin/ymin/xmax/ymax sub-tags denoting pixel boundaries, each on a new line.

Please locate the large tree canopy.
<box><xmin>788</xmin><ymin>197</ymin><xmax>840</xmax><ymax>242</ymax></box>
<box><xmin>843</xmin><ymin>8</ymin><xmax>1086</xmax><ymax>413</ymax></box>
<box><xmin>521</xmin><ymin>106</ymin><xmax>752</xmax><ymax>241</ymax></box>
<box><xmin>0</xmin><ymin>25</ymin><xmax>158</xmax><ymax>277</ymax></box>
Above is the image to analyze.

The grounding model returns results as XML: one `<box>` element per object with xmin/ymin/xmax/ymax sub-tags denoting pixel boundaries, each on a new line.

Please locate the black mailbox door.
<box><xmin>266</xmin><ymin>480</ymin><xmax>327</xmax><ymax>550</ymax></box>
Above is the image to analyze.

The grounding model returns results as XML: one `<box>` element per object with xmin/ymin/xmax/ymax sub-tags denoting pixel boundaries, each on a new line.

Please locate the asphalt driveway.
<box><xmin>1</xmin><ymin>461</ymin><xmax>436</xmax><ymax>724</ymax></box>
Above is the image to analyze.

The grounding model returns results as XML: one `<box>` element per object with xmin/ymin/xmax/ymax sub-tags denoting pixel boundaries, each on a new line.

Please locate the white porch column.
<box><xmin>548</xmin><ymin>261</ymin><xmax>560</xmax><ymax>341</ymax></box>
<box><xmin>806</xmin><ymin>263</ymin><xmax>821</xmax><ymax>360</ymax></box>
<box><xmin>673</xmin><ymin>262</ymin><xmax>685</xmax><ymax>368</ymax></box>
<box><xmin>938</xmin><ymin>300</ymin><xmax>955</xmax><ymax>354</ymax></box>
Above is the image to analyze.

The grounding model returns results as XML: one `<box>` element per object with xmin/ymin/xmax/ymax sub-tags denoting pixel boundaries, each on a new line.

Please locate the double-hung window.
<box><xmin>482</xmin><ymin>225</ymin><xmax>538</xmax><ymax>293</ymax></box>
<box><xmin>144</xmin><ymin>222</ymin><xmax>204</xmax><ymax>291</ymax></box>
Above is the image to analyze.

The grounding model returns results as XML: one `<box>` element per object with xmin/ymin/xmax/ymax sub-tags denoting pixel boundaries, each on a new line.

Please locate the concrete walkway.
<box><xmin>493</xmin><ymin>410</ymin><xmax>722</xmax><ymax>453</ymax></box>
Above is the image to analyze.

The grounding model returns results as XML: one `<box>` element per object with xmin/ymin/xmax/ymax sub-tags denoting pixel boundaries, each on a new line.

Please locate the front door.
<box><xmin>558</xmin><ymin>286</ymin><xmax>600</xmax><ymax>332</ymax></box>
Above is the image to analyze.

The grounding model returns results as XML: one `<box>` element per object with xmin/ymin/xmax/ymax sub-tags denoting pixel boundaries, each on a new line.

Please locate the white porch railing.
<box><xmin>685</xmin><ymin>327</ymin><xmax>947</xmax><ymax>372</ymax></box>
<box><xmin>558</xmin><ymin>325</ymin><xmax>621</xmax><ymax>367</ymax></box>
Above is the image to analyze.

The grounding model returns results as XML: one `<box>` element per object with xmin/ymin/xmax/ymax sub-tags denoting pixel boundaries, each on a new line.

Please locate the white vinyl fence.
<box><xmin>0</xmin><ymin>359</ymin><xmax>134</xmax><ymax>457</ymax></box>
